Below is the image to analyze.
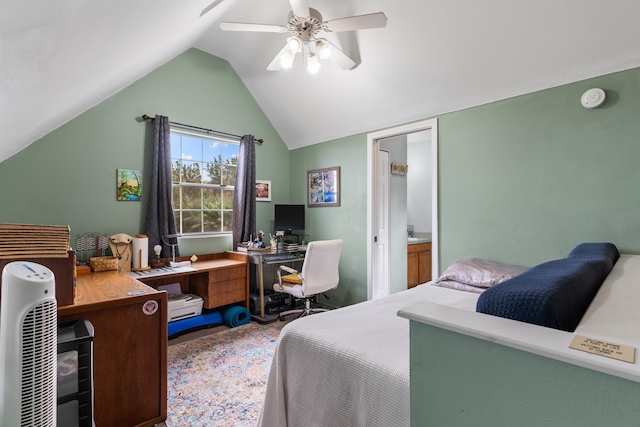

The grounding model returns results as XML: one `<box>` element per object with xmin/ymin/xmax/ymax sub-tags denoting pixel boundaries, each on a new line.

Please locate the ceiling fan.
<box><xmin>220</xmin><ymin>0</ymin><xmax>387</xmax><ymax>73</ymax></box>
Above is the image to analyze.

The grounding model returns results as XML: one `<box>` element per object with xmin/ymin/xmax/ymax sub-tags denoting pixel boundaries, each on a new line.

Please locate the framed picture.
<box><xmin>117</xmin><ymin>169</ymin><xmax>142</xmax><ymax>201</ymax></box>
<box><xmin>391</xmin><ymin>162</ymin><xmax>408</xmax><ymax>176</ymax></box>
<box><xmin>307</xmin><ymin>166</ymin><xmax>340</xmax><ymax>207</ymax></box>
<box><xmin>256</xmin><ymin>180</ymin><xmax>271</xmax><ymax>201</ymax></box>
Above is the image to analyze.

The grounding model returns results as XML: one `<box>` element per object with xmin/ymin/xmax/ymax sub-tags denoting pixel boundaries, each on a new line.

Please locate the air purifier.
<box><xmin>0</xmin><ymin>261</ymin><xmax>57</xmax><ymax>427</ymax></box>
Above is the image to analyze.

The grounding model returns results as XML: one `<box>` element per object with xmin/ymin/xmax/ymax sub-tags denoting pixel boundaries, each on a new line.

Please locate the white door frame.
<box><xmin>366</xmin><ymin>118</ymin><xmax>439</xmax><ymax>300</ymax></box>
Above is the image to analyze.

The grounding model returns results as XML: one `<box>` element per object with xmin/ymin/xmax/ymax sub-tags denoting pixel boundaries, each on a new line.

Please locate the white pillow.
<box><xmin>433</xmin><ymin>257</ymin><xmax>529</xmax><ymax>293</ymax></box>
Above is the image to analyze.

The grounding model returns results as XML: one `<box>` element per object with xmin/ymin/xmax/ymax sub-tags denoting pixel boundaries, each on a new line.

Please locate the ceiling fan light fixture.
<box><xmin>220</xmin><ymin>3</ymin><xmax>387</xmax><ymax>73</ymax></box>
<box><xmin>307</xmin><ymin>52</ymin><xmax>321</xmax><ymax>74</ymax></box>
<box><xmin>315</xmin><ymin>39</ymin><xmax>332</xmax><ymax>60</ymax></box>
<box><xmin>280</xmin><ymin>49</ymin><xmax>295</xmax><ymax>69</ymax></box>
<box><xmin>287</xmin><ymin>36</ymin><xmax>302</xmax><ymax>53</ymax></box>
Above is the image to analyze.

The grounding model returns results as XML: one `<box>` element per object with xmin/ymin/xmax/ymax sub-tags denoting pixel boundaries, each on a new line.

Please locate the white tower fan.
<box><xmin>0</xmin><ymin>262</ymin><xmax>57</xmax><ymax>426</ymax></box>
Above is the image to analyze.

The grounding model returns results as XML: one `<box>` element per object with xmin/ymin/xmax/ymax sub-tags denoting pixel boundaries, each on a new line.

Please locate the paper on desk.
<box><xmin>157</xmin><ymin>283</ymin><xmax>182</xmax><ymax>297</ymax></box>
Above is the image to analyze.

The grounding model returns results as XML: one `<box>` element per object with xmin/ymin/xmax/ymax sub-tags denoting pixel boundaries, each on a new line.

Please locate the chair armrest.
<box><xmin>275</xmin><ymin>265</ymin><xmax>301</xmax><ymax>292</ymax></box>
<box><xmin>278</xmin><ymin>265</ymin><xmax>298</xmax><ymax>275</ymax></box>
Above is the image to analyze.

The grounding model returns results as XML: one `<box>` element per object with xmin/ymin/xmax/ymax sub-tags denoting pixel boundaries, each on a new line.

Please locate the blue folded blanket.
<box><xmin>476</xmin><ymin>243</ymin><xmax>619</xmax><ymax>332</ymax></box>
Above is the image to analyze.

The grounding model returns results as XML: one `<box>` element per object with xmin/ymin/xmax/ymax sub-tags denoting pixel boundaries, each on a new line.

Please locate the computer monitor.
<box><xmin>274</xmin><ymin>204</ymin><xmax>305</xmax><ymax>234</ymax></box>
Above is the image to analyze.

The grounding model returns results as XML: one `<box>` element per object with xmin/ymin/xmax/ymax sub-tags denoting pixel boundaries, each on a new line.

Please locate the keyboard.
<box><xmin>262</xmin><ymin>253</ymin><xmax>303</xmax><ymax>262</ymax></box>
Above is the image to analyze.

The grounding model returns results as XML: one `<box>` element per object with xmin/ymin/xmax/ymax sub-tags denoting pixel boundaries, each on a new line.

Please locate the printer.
<box><xmin>167</xmin><ymin>293</ymin><xmax>203</xmax><ymax>323</ymax></box>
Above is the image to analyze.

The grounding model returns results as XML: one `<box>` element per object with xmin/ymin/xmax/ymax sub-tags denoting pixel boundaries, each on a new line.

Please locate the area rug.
<box><xmin>166</xmin><ymin>320</ymin><xmax>287</xmax><ymax>427</ymax></box>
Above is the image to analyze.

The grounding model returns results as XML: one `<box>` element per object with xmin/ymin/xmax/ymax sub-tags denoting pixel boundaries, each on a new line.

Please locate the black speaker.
<box><xmin>249</xmin><ymin>291</ymin><xmax>292</xmax><ymax>315</ymax></box>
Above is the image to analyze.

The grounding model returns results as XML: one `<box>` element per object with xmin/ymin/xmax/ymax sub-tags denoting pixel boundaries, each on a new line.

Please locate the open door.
<box><xmin>373</xmin><ymin>149</ymin><xmax>390</xmax><ymax>299</ymax></box>
<box><xmin>367</xmin><ymin>118</ymin><xmax>439</xmax><ymax>300</ymax></box>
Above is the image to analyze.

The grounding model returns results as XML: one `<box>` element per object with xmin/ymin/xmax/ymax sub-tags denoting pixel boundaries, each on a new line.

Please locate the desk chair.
<box><xmin>273</xmin><ymin>239</ymin><xmax>343</xmax><ymax>320</ymax></box>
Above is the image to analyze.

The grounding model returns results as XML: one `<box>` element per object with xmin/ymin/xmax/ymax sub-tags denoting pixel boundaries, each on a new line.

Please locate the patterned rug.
<box><xmin>166</xmin><ymin>320</ymin><xmax>287</xmax><ymax>427</ymax></box>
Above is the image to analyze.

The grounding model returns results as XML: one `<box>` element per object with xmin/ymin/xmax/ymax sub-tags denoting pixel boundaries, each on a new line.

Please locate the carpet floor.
<box><xmin>166</xmin><ymin>320</ymin><xmax>287</xmax><ymax>427</ymax></box>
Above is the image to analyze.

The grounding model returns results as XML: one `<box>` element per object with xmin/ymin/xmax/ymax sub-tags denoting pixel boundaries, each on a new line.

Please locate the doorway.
<box><xmin>366</xmin><ymin>119</ymin><xmax>439</xmax><ymax>300</ymax></box>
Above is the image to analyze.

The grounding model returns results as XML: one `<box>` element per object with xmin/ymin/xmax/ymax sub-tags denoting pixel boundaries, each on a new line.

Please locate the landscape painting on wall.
<box><xmin>117</xmin><ymin>169</ymin><xmax>142</xmax><ymax>201</ymax></box>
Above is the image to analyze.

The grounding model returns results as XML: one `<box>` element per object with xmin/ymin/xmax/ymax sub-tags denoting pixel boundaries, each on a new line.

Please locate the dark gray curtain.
<box><xmin>233</xmin><ymin>135</ymin><xmax>256</xmax><ymax>249</ymax></box>
<box><xmin>144</xmin><ymin>115</ymin><xmax>180</xmax><ymax>258</ymax></box>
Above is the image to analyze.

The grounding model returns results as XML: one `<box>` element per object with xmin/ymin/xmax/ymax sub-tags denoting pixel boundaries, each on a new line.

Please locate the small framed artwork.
<box><xmin>391</xmin><ymin>162</ymin><xmax>408</xmax><ymax>176</ymax></box>
<box><xmin>256</xmin><ymin>180</ymin><xmax>271</xmax><ymax>202</ymax></box>
<box><xmin>117</xmin><ymin>169</ymin><xmax>142</xmax><ymax>201</ymax></box>
<box><xmin>307</xmin><ymin>166</ymin><xmax>340</xmax><ymax>207</ymax></box>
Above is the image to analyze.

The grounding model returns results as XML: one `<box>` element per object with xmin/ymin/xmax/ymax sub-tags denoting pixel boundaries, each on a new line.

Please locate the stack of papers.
<box><xmin>282</xmin><ymin>242</ymin><xmax>299</xmax><ymax>252</ymax></box>
<box><xmin>0</xmin><ymin>223</ymin><xmax>70</xmax><ymax>259</ymax></box>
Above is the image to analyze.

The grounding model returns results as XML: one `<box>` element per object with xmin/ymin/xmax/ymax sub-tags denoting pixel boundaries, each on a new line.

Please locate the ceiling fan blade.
<box><xmin>267</xmin><ymin>44</ymin><xmax>290</xmax><ymax>71</ymax></box>
<box><xmin>220</xmin><ymin>22</ymin><xmax>288</xmax><ymax>33</ymax></box>
<box><xmin>324</xmin><ymin>12</ymin><xmax>388</xmax><ymax>32</ymax></box>
<box><xmin>322</xmin><ymin>40</ymin><xmax>356</xmax><ymax>70</ymax></box>
<box><xmin>289</xmin><ymin>0</ymin><xmax>310</xmax><ymax>17</ymax></box>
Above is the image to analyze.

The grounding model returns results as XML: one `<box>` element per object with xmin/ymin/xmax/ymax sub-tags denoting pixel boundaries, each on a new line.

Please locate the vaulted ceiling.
<box><xmin>2</xmin><ymin>0</ymin><xmax>640</xmax><ymax>163</ymax></box>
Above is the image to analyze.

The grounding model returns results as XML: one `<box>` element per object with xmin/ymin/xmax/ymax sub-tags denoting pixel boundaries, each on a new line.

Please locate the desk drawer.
<box><xmin>205</xmin><ymin>289</ymin><xmax>246</xmax><ymax>309</ymax></box>
<box><xmin>209</xmin><ymin>266</ymin><xmax>245</xmax><ymax>283</ymax></box>
<box><xmin>191</xmin><ymin>277</ymin><xmax>246</xmax><ymax>309</ymax></box>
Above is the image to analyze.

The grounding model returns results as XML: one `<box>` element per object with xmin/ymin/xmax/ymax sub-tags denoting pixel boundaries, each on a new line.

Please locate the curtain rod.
<box><xmin>140</xmin><ymin>114</ymin><xmax>263</xmax><ymax>144</ymax></box>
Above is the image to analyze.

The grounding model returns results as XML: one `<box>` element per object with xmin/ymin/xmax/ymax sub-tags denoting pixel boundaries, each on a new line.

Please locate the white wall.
<box><xmin>380</xmin><ymin>135</ymin><xmax>408</xmax><ymax>294</ymax></box>
<box><xmin>407</xmin><ymin>132</ymin><xmax>432</xmax><ymax>234</ymax></box>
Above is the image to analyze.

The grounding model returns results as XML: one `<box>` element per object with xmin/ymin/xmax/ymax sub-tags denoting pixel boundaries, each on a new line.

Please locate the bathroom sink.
<box><xmin>407</xmin><ymin>237</ymin><xmax>429</xmax><ymax>244</ymax></box>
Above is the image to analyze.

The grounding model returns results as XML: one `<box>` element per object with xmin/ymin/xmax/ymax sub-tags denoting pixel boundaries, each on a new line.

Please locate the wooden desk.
<box><xmin>58</xmin><ymin>271</ymin><xmax>168</xmax><ymax>427</ymax></box>
<box><xmin>56</xmin><ymin>251</ymin><xmax>248</xmax><ymax>427</ymax></box>
<box><xmin>136</xmin><ymin>251</ymin><xmax>250</xmax><ymax>310</ymax></box>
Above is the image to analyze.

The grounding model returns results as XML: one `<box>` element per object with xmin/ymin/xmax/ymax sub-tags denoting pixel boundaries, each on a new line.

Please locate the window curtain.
<box><xmin>144</xmin><ymin>115</ymin><xmax>180</xmax><ymax>258</ymax></box>
<box><xmin>233</xmin><ymin>135</ymin><xmax>257</xmax><ymax>250</ymax></box>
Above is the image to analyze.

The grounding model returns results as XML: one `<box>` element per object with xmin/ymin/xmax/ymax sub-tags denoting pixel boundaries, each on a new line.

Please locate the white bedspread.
<box><xmin>257</xmin><ymin>284</ymin><xmax>479</xmax><ymax>427</ymax></box>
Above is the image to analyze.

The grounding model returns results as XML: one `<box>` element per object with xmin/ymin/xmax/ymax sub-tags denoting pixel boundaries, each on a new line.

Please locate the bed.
<box><xmin>257</xmin><ymin>245</ymin><xmax>616</xmax><ymax>427</ymax></box>
<box><xmin>257</xmin><ymin>281</ymin><xmax>481</xmax><ymax>427</ymax></box>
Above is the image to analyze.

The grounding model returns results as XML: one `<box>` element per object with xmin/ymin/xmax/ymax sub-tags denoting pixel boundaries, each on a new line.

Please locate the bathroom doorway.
<box><xmin>366</xmin><ymin>119</ymin><xmax>439</xmax><ymax>300</ymax></box>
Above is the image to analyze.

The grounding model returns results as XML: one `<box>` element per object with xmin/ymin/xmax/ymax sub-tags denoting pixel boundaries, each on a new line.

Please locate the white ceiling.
<box><xmin>3</xmin><ymin>0</ymin><xmax>640</xmax><ymax>163</ymax></box>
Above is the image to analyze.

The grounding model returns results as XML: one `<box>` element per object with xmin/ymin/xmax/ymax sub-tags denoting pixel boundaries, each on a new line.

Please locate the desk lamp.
<box><xmin>152</xmin><ymin>244</ymin><xmax>164</xmax><ymax>268</ymax></box>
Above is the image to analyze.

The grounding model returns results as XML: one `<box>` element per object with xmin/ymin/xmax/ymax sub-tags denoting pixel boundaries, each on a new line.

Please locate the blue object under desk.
<box><xmin>168</xmin><ymin>310</ymin><xmax>223</xmax><ymax>337</ymax></box>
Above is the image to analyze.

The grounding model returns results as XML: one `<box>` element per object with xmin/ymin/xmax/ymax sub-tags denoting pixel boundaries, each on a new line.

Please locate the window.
<box><xmin>170</xmin><ymin>129</ymin><xmax>239</xmax><ymax>235</ymax></box>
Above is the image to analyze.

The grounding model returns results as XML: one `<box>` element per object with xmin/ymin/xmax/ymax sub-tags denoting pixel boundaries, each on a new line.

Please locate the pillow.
<box><xmin>433</xmin><ymin>258</ymin><xmax>529</xmax><ymax>294</ymax></box>
<box><xmin>476</xmin><ymin>257</ymin><xmax>607</xmax><ymax>332</ymax></box>
<box><xmin>568</xmin><ymin>242</ymin><xmax>619</xmax><ymax>275</ymax></box>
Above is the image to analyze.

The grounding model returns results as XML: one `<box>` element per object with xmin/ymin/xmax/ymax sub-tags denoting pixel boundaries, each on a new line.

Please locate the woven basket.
<box><xmin>89</xmin><ymin>256</ymin><xmax>119</xmax><ymax>272</ymax></box>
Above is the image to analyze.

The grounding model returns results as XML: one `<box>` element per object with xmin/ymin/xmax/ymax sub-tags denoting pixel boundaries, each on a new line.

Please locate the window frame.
<box><xmin>170</xmin><ymin>127</ymin><xmax>239</xmax><ymax>236</ymax></box>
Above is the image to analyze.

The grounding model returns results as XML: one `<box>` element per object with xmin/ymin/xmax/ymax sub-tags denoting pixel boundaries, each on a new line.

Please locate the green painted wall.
<box><xmin>3</xmin><ymin>46</ymin><xmax>640</xmax><ymax>312</ymax></box>
<box><xmin>409</xmin><ymin>322</ymin><xmax>640</xmax><ymax>426</ymax></box>
<box><xmin>0</xmin><ymin>48</ymin><xmax>290</xmax><ymax>255</ymax></box>
<box><xmin>291</xmin><ymin>66</ymin><xmax>640</xmax><ymax>307</ymax></box>
<box><xmin>438</xmin><ymin>67</ymin><xmax>640</xmax><ymax>269</ymax></box>
<box><xmin>290</xmin><ymin>136</ymin><xmax>368</xmax><ymax>306</ymax></box>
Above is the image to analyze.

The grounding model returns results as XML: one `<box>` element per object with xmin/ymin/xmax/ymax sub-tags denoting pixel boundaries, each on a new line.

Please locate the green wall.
<box><xmin>438</xmin><ymin>67</ymin><xmax>640</xmax><ymax>269</ymax></box>
<box><xmin>291</xmin><ymin>66</ymin><xmax>640</xmax><ymax>307</ymax></box>
<box><xmin>290</xmin><ymin>136</ymin><xmax>369</xmax><ymax>305</ymax></box>
<box><xmin>0</xmin><ymin>48</ymin><xmax>290</xmax><ymax>255</ymax></box>
<box><xmin>3</xmin><ymin>46</ymin><xmax>640</xmax><ymax>310</ymax></box>
<box><xmin>409</xmin><ymin>322</ymin><xmax>640</xmax><ymax>426</ymax></box>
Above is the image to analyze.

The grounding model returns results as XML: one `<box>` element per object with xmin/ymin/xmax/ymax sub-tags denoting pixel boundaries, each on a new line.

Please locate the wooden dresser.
<box><xmin>58</xmin><ymin>271</ymin><xmax>168</xmax><ymax>427</ymax></box>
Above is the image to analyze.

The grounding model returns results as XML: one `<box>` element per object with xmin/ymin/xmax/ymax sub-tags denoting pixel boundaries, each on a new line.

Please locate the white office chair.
<box><xmin>273</xmin><ymin>239</ymin><xmax>343</xmax><ymax>320</ymax></box>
